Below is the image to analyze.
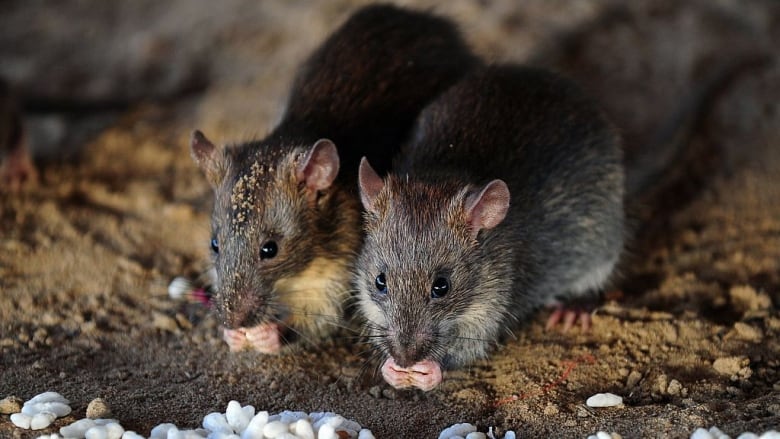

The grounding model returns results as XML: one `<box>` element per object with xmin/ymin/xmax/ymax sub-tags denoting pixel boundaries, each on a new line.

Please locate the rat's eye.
<box><xmin>431</xmin><ymin>277</ymin><xmax>450</xmax><ymax>298</ymax></box>
<box><xmin>374</xmin><ymin>273</ymin><xmax>387</xmax><ymax>294</ymax></box>
<box><xmin>260</xmin><ymin>241</ymin><xmax>278</xmax><ymax>259</ymax></box>
<box><xmin>210</xmin><ymin>237</ymin><xmax>219</xmax><ymax>254</ymax></box>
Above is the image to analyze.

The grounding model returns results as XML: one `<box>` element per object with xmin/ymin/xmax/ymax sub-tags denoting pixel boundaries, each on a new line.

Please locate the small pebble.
<box><xmin>10</xmin><ymin>412</ymin><xmax>32</xmax><ymax>429</ymax></box>
<box><xmin>87</xmin><ymin>398</ymin><xmax>112</xmax><ymax>419</ymax></box>
<box><xmin>30</xmin><ymin>411</ymin><xmax>57</xmax><ymax>430</ymax></box>
<box><xmin>466</xmin><ymin>432</ymin><xmax>487</xmax><ymax>439</ymax></box>
<box><xmin>263</xmin><ymin>420</ymin><xmax>289</xmax><ymax>437</ymax></box>
<box><xmin>0</xmin><ymin>395</ymin><xmax>23</xmax><ymax>414</ymax></box>
<box><xmin>121</xmin><ymin>432</ymin><xmax>145</xmax><ymax>439</ymax></box>
<box><xmin>168</xmin><ymin>277</ymin><xmax>193</xmax><ymax>299</ymax></box>
<box><xmin>439</xmin><ymin>423</ymin><xmax>477</xmax><ymax>439</ymax></box>
<box><xmin>586</xmin><ymin>393</ymin><xmax>623</xmax><ymax>407</ymax></box>
<box><xmin>358</xmin><ymin>429</ymin><xmax>376</xmax><ymax>439</ymax></box>
<box><xmin>291</xmin><ymin>419</ymin><xmax>315</xmax><ymax>439</ymax></box>
<box><xmin>27</xmin><ymin>392</ymin><xmax>70</xmax><ymax>405</ymax></box>
<box><xmin>22</xmin><ymin>401</ymin><xmax>72</xmax><ymax>417</ymax></box>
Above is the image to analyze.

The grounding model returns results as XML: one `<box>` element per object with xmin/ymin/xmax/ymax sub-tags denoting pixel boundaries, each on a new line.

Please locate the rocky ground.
<box><xmin>1</xmin><ymin>1</ymin><xmax>778</xmax><ymax>437</ymax></box>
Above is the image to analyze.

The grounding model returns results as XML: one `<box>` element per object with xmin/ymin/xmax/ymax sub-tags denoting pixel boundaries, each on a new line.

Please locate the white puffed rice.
<box><xmin>586</xmin><ymin>393</ymin><xmax>623</xmax><ymax>407</ymax></box>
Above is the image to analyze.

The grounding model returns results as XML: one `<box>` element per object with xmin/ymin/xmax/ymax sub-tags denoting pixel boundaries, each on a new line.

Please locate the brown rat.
<box><xmin>190</xmin><ymin>4</ymin><xmax>479</xmax><ymax>353</ymax></box>
<box><xmin>356</xmin><ymin>65</ymin><xmax>624</xmax><ymax>390</ymax></box>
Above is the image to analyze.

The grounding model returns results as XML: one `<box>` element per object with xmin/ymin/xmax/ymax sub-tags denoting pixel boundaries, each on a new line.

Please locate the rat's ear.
<box><xmin>463</xmin><ymin>179</ymin><xmax>510</xmax><ymax>239</ymax></box>
<box><xmin>296</xmin><ymin>138</ymin><xmax>340</xmax><ymax>191</ymax></box>
<box><xmin>190</xmin><ymin>130</ymin><xmax>226</xmax><ymax>188</ymax></box>
<box><xmin>358</xmin><ymin>157</ymin><xmax>384</xmax><ymax>213</ymax></box>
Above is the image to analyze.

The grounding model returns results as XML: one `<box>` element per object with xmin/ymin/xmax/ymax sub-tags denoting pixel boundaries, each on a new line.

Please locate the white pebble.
<box><xmin>86</xmin><ymin>425</ymin><xmax>109</xmax><ymax>439</ymax></box>
<box><xmin>586</xmin><ymin>393</ymin><xmax>623</xmax><ymax>408</ymax></box>
<box><xmin>290</xmin><ymin>419</ymin><xmax>315</xmax><ymax>439</ymax></box>
<box><xmin>23</xmin><ymin>401</ymin><xmax>72</xmax><ymax>417</ymax></box>
<box><xmin>316</xmin><ymin>424</ymin><xmax>338</xmax><ymax>439</ymax></box>
<box><xmin>61</xmin><ymin>418</ymin><xmax>99</xmax><ymax>437</ymax></box>
<box><xmin>210</xmin><ymin>433</ymin><xmax>240</xmax><ymax>439</ymax></box>
<box><xmin>27</xmin><ymin>392</ymin><xmax>70</xmax><ymax>405</ymax></box>
<box><xmin>760</xmin><ymin>432</ymin><xmax>780</xmax><ymax>439</ymax></box>
<box><xmin>10</xmin><ymin>412</ymin><xmax>32</xmax><ymax>429</ymax></box>
<box><xmin>263</xmin><ymin>420</ymin><xmax>289</xmax><ymax>437</ymax></box>
<box><xmin>150</xmin><ymin>423</ymin><xmax>178</xmax><ymax>439</ymax></box>
<box><xmin>122</xmin><ymin>432</ymin><xmax>146</xmax><ymax>439</ymax></box>
<box><xmin>466</xmin><ymin>433</ymin><xmax>487</xmax><ymax>439</ymax></box>
<box><xmin>503</xmin><ymin>432</ymin><xmax>516</xmax><ymax>439</ymax></box>
<box><xmin>691</xmin><ymin>428</ymin><xmax>716</xmax><ymax>439</ymax></box>
<box><xmin>30</xmin><ymin>411</ymin><xmax>57</xmax><ymax>430</ymax></box>
<box><xmin>180</xmin><ymin>429</ymin><xmax>209</xmax><ymax>439</ymax></box>
<box><xmin>340</xmin><ymin>418</ymin><xmax>362</xmax><ymax>433</ymax></box>
<box><xmin>358</xmin><ymin>429</ymin><xmax>376</xmax><ymax>439</ymax></box>
<box><xmin>242</xmin><ymin>405</ymin><xmax>256</xmax><ymax>420</ymax></box>
<box><xmin>241</xmin><ymin>411</ymin><xmax>269</xmax><ymax>439</ymax></box>
<box><xmin>279</xmin><ymin>410</ymin><xmax>309</xmax><ymax>425</ymax></box>
<box><xmin>103</xmin><ymin>422</ymin><xmax>125</xmax><ymax>439</ymax></box>
<box><xmin>737</xmin><ymin>434</ymin><xmax>759</xmax><ymax>439</ymax></box>
<box><xmin>709</xmin><ymin>427</ymin><xmax>730</xmax><ymax>439</ymax></box>
<box><xmin>203</xmin><ymin>412</ymin><xmax>233</xmax><ymax>434</ymax></box>
<box><xmin>226</xmin><ymin>401</ymin><xmax>251</xmax><ymax>433</ymax></box>
<box><xmin>277</xmin><ymin>434</ymin><xmax>300</xmax><ymax>439</ymax></box>
<box><xmin>168</xmin><ymin>277</ymin><xmax>193</xmax><ymax>299</ymax></box>
<box><xmin>439</xmin><ymin>423</ymin><xmax>478</xmax><ymax>439</ymax></box>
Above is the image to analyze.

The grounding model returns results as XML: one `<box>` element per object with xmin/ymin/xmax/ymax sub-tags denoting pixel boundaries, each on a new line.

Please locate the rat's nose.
<box><xmin>391</xmin><ymin>331</ymin><xmax>431</xmax><ymax>368</ymax></box>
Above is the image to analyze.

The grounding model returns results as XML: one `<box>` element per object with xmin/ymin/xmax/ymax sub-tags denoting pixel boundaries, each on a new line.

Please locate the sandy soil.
<box><xmin>1</xmin><ymin>1</ymin><xmax>779</xmax><ymax>437</ymax></box>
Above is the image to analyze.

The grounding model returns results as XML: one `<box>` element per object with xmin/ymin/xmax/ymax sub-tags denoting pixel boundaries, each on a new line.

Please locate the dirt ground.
<box><xmin>1</xmin><ymin>1</ymin><xmax>779</xmax><ymax>437</ymax></box>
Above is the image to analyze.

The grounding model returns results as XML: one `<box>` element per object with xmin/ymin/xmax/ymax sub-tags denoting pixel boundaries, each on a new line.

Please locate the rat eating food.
<box><xmin>356</xmin><ymin>65</ymin><xmax>624</xmax><ymax>390</ymax></box>
<box><xmin>191</xmin><ymin>4</ymin><xmax>479</xmax><ymax>353</ymax></box>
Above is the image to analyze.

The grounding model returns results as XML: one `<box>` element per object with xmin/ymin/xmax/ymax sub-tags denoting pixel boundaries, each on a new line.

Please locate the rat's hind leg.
<box><xmin>545</xmin><ymin>290</ymin><xmax>603</xmax><ymax>332</ymax></box>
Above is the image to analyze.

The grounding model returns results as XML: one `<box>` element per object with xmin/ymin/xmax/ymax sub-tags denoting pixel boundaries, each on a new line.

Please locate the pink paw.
<box><xmin>223</xmin><ymin>323</ymin><xmax>282</xmax><ymax>354</ymax></box>
<box><xmin>545</xmin><ymin>305</ymin><xmax>592</xmax><ymax>332</ymax></box>
<box><xmin>381</xmin><ymin>357</ymin><xmax>443</xmax><ymax>392</ymax></box>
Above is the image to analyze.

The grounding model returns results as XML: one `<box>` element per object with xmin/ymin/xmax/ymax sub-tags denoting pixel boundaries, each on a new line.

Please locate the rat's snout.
<box><xmin>215</xmin><ymin>290</ymin><xmax>263</xmax><ymax>329</ymax></box>
<box><xmin>389</xmin><ymin>329</ymin><xmax>434</xmax><ymax>368</ymax></box>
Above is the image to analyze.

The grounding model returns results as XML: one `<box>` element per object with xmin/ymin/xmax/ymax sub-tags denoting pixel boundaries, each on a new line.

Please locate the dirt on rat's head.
<box><xmin>356</xmin><ymin>159</ymin><xmax>513</xmax><ymax>378</ymax></box>
<box><xmin>191</xmin><ymin>131</ymin><xmax>358</xmax><ymax>343</ymax></box>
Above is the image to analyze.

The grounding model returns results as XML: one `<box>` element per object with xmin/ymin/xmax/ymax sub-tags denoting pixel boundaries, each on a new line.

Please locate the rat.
<box><xmin>356</xmin><ymin>65</ymin><xmax>624</xmax><ymax>391</ymax></box>
<box><xmin>190</xmin><ymin>4</ymin><xmax>479</xmax><ymax>353</ymax></box>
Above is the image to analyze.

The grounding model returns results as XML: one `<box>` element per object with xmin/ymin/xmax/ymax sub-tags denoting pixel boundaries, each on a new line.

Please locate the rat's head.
<box><xmin>191</xmin><ymin>130</ymin><xmax>340</xmax><ymax>330</ymax></box>
<box><xmin>356</xmin><ymin>159</ymin><xmax>511</xmax><ymax>389</ymax></box>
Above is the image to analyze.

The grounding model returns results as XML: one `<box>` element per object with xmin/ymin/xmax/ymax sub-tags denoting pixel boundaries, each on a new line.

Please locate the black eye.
<box><xmin>374</xmin><ymin>273</ymin><xmax>387</xmax><ymax>294</ymax></box>
<box><xmin>210</xmin><ymin>237</ymin><xmax>219</xmax><ymax>254</ymax></box>
<box><xmin>260</xmin><ymin>241</ymin><xmax>278</xmax><ymax>259</ymax></box>
<box><xmin>431</xmin><ymin>277</ymin><xmax>450</xmax><ymax>298</ymax></box>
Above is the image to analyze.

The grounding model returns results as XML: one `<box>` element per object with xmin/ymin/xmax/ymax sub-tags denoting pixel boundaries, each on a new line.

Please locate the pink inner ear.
<box><xmin>358</xmin><ymin>157</ymin><xmax>384</xmax><ymax>212</ymax></box>
<box><xmin>297</xmin><ymin>138</ymin><xmax>340</xmax><ymax>191</ymax></box>
<box><xmin>464</xmin><ymin>179</ymin><xmax>510</xmax><ymax>237</ymax></box>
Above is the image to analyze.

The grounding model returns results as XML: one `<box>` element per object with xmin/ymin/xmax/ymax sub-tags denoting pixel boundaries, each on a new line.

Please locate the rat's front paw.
<box><xmin>223</xmin><ymin>323</ymin><xmax>282</xmax><ymax>353</ymax></box>
<box><xmin>381</xmin><ymin>357</ymin><xmax>442</xmax><ymax>392</ymax></box>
